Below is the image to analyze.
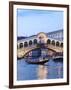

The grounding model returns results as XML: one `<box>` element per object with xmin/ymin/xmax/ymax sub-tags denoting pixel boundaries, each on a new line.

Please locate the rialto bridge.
<box><xmin>17</xmin><ymin>30</ymin><xmax>63</xmax><ymax>59</ymax></box>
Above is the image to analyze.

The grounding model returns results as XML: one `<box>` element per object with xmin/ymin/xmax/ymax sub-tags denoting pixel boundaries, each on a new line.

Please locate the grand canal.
<box><xmin>17</xmin><ymin>58</ymin><xmax>63</xmax><ymax>80</ymax></box>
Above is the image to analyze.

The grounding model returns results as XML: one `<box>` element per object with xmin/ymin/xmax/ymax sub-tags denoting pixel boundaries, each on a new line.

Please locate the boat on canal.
<box><xmin>25</xmin><ymin>57</ymin><xmax>48</xmax><ymax>65</ymax></box>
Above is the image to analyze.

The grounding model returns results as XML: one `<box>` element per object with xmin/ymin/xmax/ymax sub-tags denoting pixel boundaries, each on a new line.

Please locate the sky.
<box><xmin>17</xmin><ymin>9</ymin><xmax>63</xmax><ymax>37</ymax></box>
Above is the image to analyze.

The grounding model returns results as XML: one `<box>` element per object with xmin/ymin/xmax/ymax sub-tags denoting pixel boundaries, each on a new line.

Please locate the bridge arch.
<box><xmin>19</xmin><ymin>43</ymin><xmax>23</xmax><ymax>48</ymax></box>
<box><xmin>24</xmin><ymin>42</ymin><xmax>28</xmax><ymax>47</ymax></box>
<box><xmin>60</xmin><ymin>42</ymin><xmax>63</xmax><ymax>47</ymax></box>
<box><xmin>52</xmin><ymin>40</ymin><xmax>55</xmax><ymax>46</ymax></box>
<box><xmin>33</xmin><ymin>39</ymin><xmax>37</xmax><ymax>45</ymax></box>
<box><xmin>56</xmin><ymin>41</ymin><xmax>60</xmax><ymax>46</ymax></box>
<box><xmin>29</xmin><ymin>40</ymin><xmax>33</xmax><ymax>46</ymax></box>
<box><xmin>23</xmin><ymin>47</ymin><xmax>57</xmax><ymax>58</ymax></box>
<box><xmin>47</xmin><ymin>39</ymin><xmax>51</xmax><ymax>44</ymax></box>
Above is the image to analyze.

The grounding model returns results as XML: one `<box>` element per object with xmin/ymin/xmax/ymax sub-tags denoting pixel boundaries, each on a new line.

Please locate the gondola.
<box><xmin>25</xmin><ymin>57</ymin><xmax>48</xmax><ymax>65</ymax></box>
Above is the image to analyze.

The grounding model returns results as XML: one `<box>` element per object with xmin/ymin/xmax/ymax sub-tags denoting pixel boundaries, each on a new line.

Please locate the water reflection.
<box><xmin>17</xmin><ymin>59</ymin><xmax>63</xmax><ymax>80</ymax></box>
<box><xmin>37</xmin><ymin>65</ymin><xmax>48</xmax><ymax>79</ymax></box>
<box><xmin>56</xmin><ymin>62</ymin><xmax>63</xmax><ymax>78</ymax></box>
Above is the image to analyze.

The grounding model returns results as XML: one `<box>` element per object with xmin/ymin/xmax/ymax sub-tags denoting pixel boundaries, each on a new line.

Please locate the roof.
<box><xmin>17</xmin><ymin>29</ymin><xmax>63</xmax><ymax>41</ymax></box>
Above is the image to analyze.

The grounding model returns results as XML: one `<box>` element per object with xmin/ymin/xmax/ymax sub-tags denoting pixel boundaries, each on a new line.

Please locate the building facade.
<box><xmin>47</xmin><ymin>29</ymin><xmax>63</xmax><ymax>41</ymax></box>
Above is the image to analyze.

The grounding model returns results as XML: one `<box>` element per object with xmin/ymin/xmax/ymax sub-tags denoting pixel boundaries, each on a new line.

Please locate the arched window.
<box><xmin>33</xmin><ymin>39</ymin><xmax>37</xmax><ymax>44</ymax></box>
<box><xmin>24</xmin><ymin>42</ymin><xmax>28</xmax><ymax>47</ymax></box>
<box><xmin>19</xmin><ymin>43</ymin><xmax>23</xmax><ymax>48</ymax></box>
<box><xmin>61</xmin><ymin>43</ymin><xmax>63</xmax><ymax>47</ymax></box>
<box><xmin>47</xmin><ymin>39</ymin><xmax>51</xmax><ymax>44</ymax></box>
<box><xmin>56</xmin><ymin>41</ymin><xmax>60</xmax><ymax>46</ymax></box>
<box><xmin>29</xmin><ymin>40</ymin><xmax>32</xmax><ymax>46</ymax></box>
<box><xmin>52</xmin><ymin>40</ymin><xmax>55</xmax><ymax>46</ymax></box>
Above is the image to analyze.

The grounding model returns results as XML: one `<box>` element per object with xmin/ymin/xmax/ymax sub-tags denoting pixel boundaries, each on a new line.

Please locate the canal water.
<box><xmin>17</xmin><ymin>58</ymin><xmax>63</xmax><ymax>80</ymax></box>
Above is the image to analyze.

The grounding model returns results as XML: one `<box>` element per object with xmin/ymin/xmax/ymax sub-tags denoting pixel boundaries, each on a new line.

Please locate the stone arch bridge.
<box><xmin>17</xmin><ymin>44</ymin><xmax>63</xmax><ymax>58</ymax></box>
<box><xmin>17</xmin><ymin>32</ymin><xmax>63</xmax><ymax>59</ymax></box>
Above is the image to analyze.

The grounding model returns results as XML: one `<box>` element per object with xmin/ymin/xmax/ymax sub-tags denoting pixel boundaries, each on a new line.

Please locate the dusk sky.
<box><xmin>17</xmin><ymin>9</ymin><xmax>63</xmax><ymax>37</ymax></box>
